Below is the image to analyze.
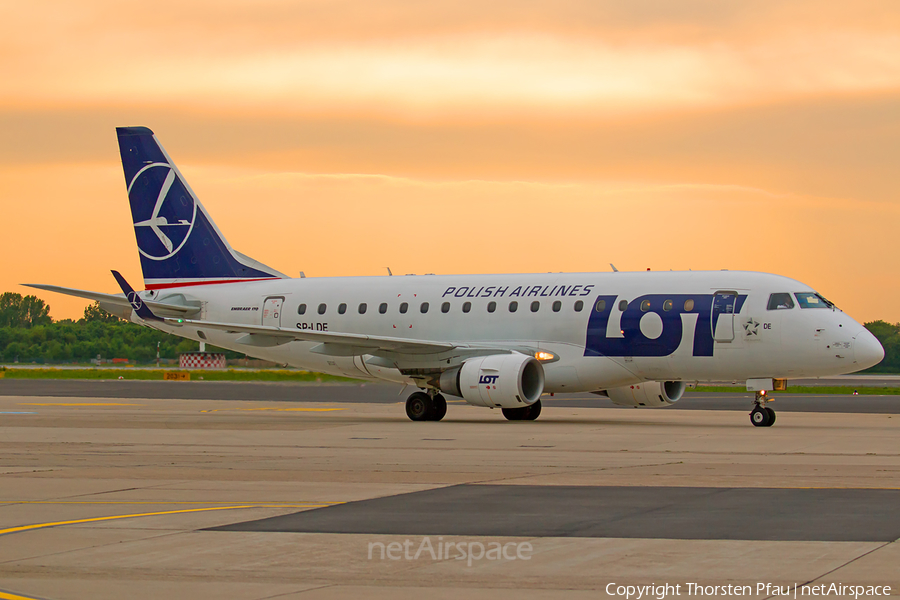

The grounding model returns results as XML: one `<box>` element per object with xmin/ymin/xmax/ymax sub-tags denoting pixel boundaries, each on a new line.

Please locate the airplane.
<box><xmin>27</xmin><ymin>127</ymin><xmax>885</xmax><ymax>427</ymax></box>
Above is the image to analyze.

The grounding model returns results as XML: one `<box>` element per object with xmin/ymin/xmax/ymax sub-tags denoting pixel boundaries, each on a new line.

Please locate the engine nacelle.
<box><xmin>438</xmin><ymin>353</ymin><xmax>545</xmax><ymax>409</ymax></box>
<box><xmin>605</xmin><ymin>381</ymin><xmax>686</xmax><ymax>407</ymax></box>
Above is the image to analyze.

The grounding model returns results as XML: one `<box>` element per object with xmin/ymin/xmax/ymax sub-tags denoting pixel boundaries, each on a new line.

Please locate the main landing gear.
<box><xmin>750</xmin><ymin>391</ymin><xmax>776</xmax><ymax>427</ymax></box>
<box><xmin>404</xmin><ymin>392</ymin><xmax>543</xmax><ymax>422</ymax></box>
<box><xmin>502</xmin><ymin>400</ymin><xmax>542</xmax><ymax>421</ymax></box>
<box><xmin>405</xmin><ymin>391</ymin><xmax>447</xmax><ymax>422</ymax></box>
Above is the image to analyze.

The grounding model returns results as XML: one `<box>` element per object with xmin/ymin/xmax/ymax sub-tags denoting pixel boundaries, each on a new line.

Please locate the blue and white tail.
<box><xmin>116</xmin><ymin>126</ymin><xmax>286</xmax><ymax>291</ymax></box>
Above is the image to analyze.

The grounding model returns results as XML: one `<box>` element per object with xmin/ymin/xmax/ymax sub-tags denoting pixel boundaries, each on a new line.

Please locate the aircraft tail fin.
<box><xmin>116</xmin><ymin>126</ymin><xmax>286</xmax><ymax>291</ymax></box>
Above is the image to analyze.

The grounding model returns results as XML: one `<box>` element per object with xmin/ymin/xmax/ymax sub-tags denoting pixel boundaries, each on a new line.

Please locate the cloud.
<box><xmin>4</xmin><ymin>161</ymin><xmax>895</xmax><ymax>321</ymax></box>
<box><xmin>3</xmin><ymin>2</ymin><xmax>900</xmax><ymax>118</ymax></box>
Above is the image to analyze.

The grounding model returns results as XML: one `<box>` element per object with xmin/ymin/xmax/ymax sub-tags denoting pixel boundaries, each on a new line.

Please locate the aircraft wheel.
<box><xmin>502</xmin><ymin>400</ymin><xmax>542</xmax><ymax>421</ymax></box>
<box><xmin>764</xmin><ymin>406</ymin><xmax>776</xmax><ymax>427</ymax></box>
<box><xmin>502</xmin><ymin>407</ymin><xmax>524</xmax><ymax>421</ymax></box>
<box><xmin>524</xmin><ymin>399</ymin><xmax>542</xmax><ymax>421</ymax></box>
<box><xmin>406</xmin><ymin>392</ymin><xmax>434</xmax><ymax>421</ymax></box>
<box><xmin>431</xmin><ymin>394</ymin><xmax>447</xmax><ymax>421</ymax></box>
<box><xmin>750</xmin><ymin>406</ymin><xmax>770</xmax><ymax>427</ymax></box>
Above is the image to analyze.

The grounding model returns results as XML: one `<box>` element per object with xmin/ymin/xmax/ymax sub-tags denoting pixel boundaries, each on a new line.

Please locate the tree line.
<box><xmin>0</xmin><ymin>293</ymin><xmax>239</xmax><ymax>363</ymax></box>
<box><xmin>858</xmin><ymin>321</ymin><xmax>900</xmax><ymax>373</ymax></box>
<box><xmin>1</xmin><ymin>292</ymin><xmax>899</xmax><ymax>370</ymax></box>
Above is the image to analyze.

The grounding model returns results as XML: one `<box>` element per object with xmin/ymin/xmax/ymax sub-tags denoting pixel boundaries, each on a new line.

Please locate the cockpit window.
<box><xmin>794</xmin><ymin>292</ymin><xmax>834</xmax><ymax>309</ymax></box>
<box><xmin>767</xmin><ymin>293</ymin><xmax>794</xmax><ymax>310</ymax></box>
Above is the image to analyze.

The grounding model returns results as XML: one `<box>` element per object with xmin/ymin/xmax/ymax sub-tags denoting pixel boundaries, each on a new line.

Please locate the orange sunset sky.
<box><xmin>1</xmin><ymin>1</ymin><xmax>898</xmax><ymax>322</ymax></box>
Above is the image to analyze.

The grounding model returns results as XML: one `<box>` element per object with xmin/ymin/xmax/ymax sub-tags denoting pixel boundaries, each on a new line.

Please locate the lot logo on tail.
<box><xmin>128</xmin><ymin>163</ymin><xmax>197</xmax><ymax>261</ymax></box>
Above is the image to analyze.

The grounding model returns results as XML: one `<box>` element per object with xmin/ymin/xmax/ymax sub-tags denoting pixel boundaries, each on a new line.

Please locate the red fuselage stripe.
<box><xmin>144</xmin><ymin>278</ymin><xmax>280</xmax><ymax>291</ymax></box>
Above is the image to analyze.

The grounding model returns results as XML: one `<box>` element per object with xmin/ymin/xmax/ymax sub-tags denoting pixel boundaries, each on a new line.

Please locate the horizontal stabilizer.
<box><xmin>23</xmin><ymin>284</ymin><xmax>201</xmax><ymax>318</ymax></box>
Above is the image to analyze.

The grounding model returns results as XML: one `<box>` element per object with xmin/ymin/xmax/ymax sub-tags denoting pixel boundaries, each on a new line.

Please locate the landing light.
<box><xmin>534</xmin><ymin>351</ymin><xmax>556</xmax><ymax>361</ymax></box>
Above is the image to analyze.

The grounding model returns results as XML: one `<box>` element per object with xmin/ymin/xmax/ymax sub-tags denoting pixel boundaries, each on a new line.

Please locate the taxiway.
<box><xmin>0</xmin><ymin>386</ymin><xmax>898</xmax><ymax>599</ymax></box>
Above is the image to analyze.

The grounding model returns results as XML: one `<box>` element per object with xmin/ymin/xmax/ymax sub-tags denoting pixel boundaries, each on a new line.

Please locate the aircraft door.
<box><xmin>262</xmin><ymin>296</ymin><xmax>284</xmax><ymax>328</ymax></box>
<box><xmin>712</xmin><ymin>291</ymin><xmax>737</xmax><ymax>342</ymax></box>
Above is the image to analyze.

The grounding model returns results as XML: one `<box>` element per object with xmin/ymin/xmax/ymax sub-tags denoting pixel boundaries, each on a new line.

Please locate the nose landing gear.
<box><xmin>405</xmin><ymin>390</ymin><xmax>447</xmax><ymax>422</ymax></box>
<box><xmin>750</xmin><ymin>391</ymin><xmax>776</xmax><ymax>427</ymax></box>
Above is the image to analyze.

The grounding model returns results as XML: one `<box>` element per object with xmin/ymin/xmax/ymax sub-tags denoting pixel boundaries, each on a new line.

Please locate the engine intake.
<box><xmin>438</xmin><ymin>353</ymin><xmax>544</xmax><ymax>409</ymax></box>
<box><xmin>605</xmin><ymin>381</ymin><xmax>686</xmax><ymax>407</ymax></box>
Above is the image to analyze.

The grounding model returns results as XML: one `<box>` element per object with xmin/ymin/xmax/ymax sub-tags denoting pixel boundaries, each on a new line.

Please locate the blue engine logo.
<box><xmin>479</xmin><ymin>374</ymin><xmax>499</xmax><ymax>385</ymax></box>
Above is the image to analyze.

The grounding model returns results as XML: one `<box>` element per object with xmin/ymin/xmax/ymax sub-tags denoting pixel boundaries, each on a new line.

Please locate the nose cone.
<box><xmin>854</xmin><ymin>328</ymin><xmax>885</xmax><ymax>370</ymax></box>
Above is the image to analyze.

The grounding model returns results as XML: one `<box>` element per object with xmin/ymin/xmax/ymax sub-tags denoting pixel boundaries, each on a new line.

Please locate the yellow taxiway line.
<box><xmin>0</xmin><ymin>590</ymin><xmax>44</xmax><ymax>600</ymax></box>
<box><xmin>0</xmin><ymin>501</ymin><xmax>343</xmax><ymax>537</ymax></box>
<box><xmin>19</xmin><ymin>403</ymin><xmax>142</xmax><ymax>407</ymax></box>
<box><xmin>200</xmin><ymin>407</ymin><xmax>344</xmax><ymax>412</ymax></box>
<box><xmin>17</xmin><ymin>403</ymin><xmax>344</xmax><ymax>412</ymax></box>
<box><xmin>0</xmin><ymin>506</ymin><xmax>254</xmax><ymax>537</ymax></box>
<box><xmin>0</xmin><ymin>501</ymin><xmax>341</xmax><ymax>598</ymax></box>
<box><xmin>4</xmin><ymin>500</ymin><xmax>340</xmax><ymax>506</ymax></box>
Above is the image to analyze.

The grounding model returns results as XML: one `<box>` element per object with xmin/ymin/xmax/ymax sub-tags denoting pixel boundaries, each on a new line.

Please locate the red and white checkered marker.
<box><xmin>179</xmin><ymin>353</ymin><xmax>226</xmax><ymax>369</ymax></box>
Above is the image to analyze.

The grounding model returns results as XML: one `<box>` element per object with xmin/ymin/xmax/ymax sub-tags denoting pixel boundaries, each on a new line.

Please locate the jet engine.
<box><xmin>438</xmin><ymin>353</ymin><xmax>545</xmax><ymax>409</ymax></box>
<box><xmin>603</xmin><ymin>381</ymin><xmax>686</xmax><ymax>407</ymax></box>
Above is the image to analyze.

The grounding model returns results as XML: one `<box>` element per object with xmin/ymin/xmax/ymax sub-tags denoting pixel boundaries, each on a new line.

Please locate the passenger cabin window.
<box><xmin>794</xmin><ymin>292</ymin><xmax>834</xmax><ymax>309</ymax></box>
<box><xmin>531</xmin><ymin>301</ymin><xmax>540</xmax><ymax>312</ymax></box>
<box><xmin>767</xmin><ymin>293</ymin><xmax>794</xmax><ymax>310</ymax></box>
<box><xmin>552</xmin><ymin>300</ymin><xmax>562</xmax><ymax>312</ymax></box>
<box><xmin>379</xmin><ymin>303</ymin><xmax>388</xmax><ymax>314</ymax></box>
<box><xmin>684</xmin><ymin>299</ymin><xmax>694</xmax><ymax>311</ymax></box>
<box><xmin>317</xmin><ymin>303</ymin><xmax>327</xmax><ymax>315</ymax></box>
<box><xmin>574</xmin><ymin>300</ymin><xmax>583</xmax><ymax>312</ymax></box>
<box><xmin>509</xmin><ymin>301</ymin><xmax>518</xmax><ymax>313</ymax></box>
<box><xmin>663</xmin><ymin>300</ymin><xmax>673</xmax><ymax>312</ymax></box>
<box><xmin>420</xmin><ymin>302</ymin><xmax>429</xmax><ymax>313</ymax></box>
<box><xmin>462</xmin><ymin>302</ymin><xmax>471</xmax><ymax>313</ymax></box>
<box><xmin>441</xmin><ymin>302</ymin><xmax>450</xmax><ymax>313</ymax></box>
<box><xmin>297</xmin><ymin>303</ymin><xmax>307</xmax><ymax>315</ymax></box>
<box><xmin>338</xmin><ymin>303</ymin><xmax>347</xmax><ymax>315</ymax></box>
<box><xmin>358</xmin><ymin>303</ymin><xmax>367</xmax><ymax>314</ymax></box>
<box><xmin>640</xmin><ymin>300</ymin><xmax>651</xmax><ymax>312</ymax></box>
<box><xmin>595</xmin><ymin>299</ymin><xmax>606</xmax><ymax>312</ymax></box>
<box><xmin>487</xmin><ymin>301</ymin><xmax>497</xmax><ymax>313</ymax></box>
<box><xmin>399</xmin><ymin>302</ymin><xmax>408</xmax><ymax>314</ymax></box>
<box><xmin>618</xmin><ymin>300</ymin><xmax>628</xmax><ymax>311</ymax></box>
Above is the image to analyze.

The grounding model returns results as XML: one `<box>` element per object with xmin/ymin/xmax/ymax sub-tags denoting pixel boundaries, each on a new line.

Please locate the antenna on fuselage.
<box><xmin>298</xmin><ymin>271</ymin><xmax>306</xmax><ymax>278</ymax></box>
<box><xmin>610</xmin><ymin>263</ymin><xmax>618</xmax><ymax>272</ymax></box>
<box><xmin>386</xmin><ymin>267</ymin><xmax>393</xmax><ymax>276</ymax></box>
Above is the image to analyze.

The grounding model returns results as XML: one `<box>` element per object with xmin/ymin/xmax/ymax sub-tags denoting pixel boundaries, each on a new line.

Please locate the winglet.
<box><xmin>111</xmin><ymin>270</ymin><xmax>162</xmax><ymax>321</ymax></box>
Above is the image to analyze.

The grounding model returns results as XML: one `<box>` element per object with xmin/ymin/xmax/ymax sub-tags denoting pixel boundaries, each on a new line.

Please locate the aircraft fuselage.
<box><xmin>140</xmin><ymin>269</ymin><xmax>880</xmax><ymax>392</ymax></box>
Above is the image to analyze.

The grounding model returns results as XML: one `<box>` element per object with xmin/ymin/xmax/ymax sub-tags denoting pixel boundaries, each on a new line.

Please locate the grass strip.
<box><xmin>0</xmin><ymin>367</ymin><xmax>358</xmax><ymax>383</ymax></box>
<box><xmin>694</xmin><ymin>385</ymin><xmax>900</xmax><ymax>395</ymax></box>
<box><xmin>1</xmin><ymin>369</ymin><xmax>897</xmax><ymax>394</ymax></box>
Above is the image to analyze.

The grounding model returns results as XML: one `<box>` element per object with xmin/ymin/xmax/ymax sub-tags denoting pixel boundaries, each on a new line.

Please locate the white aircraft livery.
<box><xmin>28</xmin><ymin>127</ymin><xmax>885</xmax><ymax>427</ymax></box>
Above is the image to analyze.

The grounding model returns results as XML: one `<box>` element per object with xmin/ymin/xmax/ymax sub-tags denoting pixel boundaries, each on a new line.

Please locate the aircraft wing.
<box><xmin>23</xmin><ymin>284</ymin><xmax>201</xmax><ymax>318</ymax></box>
<box><xmin>166</xmin><ymin>317</ymin><xmax>462</xmax><ymax>355</ymax></box>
